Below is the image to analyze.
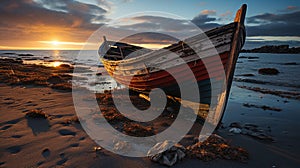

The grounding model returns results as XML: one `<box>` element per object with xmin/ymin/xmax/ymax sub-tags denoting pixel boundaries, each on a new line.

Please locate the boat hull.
<box><xmin>98</xmin><ymin>4</ymin><xmax>247</xmax><ymax>131</ymax></box>
<box><xmin>104</xmin><ymin>52</ymin><xmax>229</xmax><ymax>104</ymax></box>
<box><xmin>100</xmin><ymin>5</ymin><xmax>246</xmax><ymax>107</ymax></box>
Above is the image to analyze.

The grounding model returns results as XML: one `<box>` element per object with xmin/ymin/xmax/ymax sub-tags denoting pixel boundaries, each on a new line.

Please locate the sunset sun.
<box><xmin>51</xmin><ymin>40</ymin><xmax>59</xmax><ymax>45</ymax></box>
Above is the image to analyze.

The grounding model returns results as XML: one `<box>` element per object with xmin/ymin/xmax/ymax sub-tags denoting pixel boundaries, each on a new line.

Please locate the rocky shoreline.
<box><xmin>0</xmin><ymin>58</ymin><xmax>73</xmax><ymax>91</ymax></box>
<box><xmin>241</xmin><ymin>45</ymin><xmax>300</xmax><ymax>54</ymax></box>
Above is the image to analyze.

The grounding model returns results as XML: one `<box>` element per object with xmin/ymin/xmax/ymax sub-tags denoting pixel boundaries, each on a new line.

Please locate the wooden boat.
<box><xmin>99</xmin><ymin>5</ymin><xmax>247</xmax><ymax>107</ymax></box>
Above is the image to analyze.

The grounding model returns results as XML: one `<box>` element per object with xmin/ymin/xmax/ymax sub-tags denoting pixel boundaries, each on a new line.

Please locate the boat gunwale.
<box><xmin>100</xmin><ymin>22</ymin><xmax>237</xmax><ymax>65</ymax></box>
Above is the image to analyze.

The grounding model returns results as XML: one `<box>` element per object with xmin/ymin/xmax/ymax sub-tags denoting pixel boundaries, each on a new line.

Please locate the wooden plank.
<box><xmin>217</xmin><ymin>4</ymin><xmax>247</xmax><ymax>128</ymax></box>
<box><xmin>102</xmin><ymin>23</ymin><xmax>236</xmax><ymax>65</ymax></box>
<box><xmin>104</xmin><ymin>31</ymin><xmax>234</xmax><ymax>72</ymax></box>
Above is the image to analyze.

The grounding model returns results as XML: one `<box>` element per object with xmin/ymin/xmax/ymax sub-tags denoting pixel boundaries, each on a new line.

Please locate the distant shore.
<box><xmin>241</xmin><ymin>45</ymin><xmax>300</xmax><ymax>54</ymax></box>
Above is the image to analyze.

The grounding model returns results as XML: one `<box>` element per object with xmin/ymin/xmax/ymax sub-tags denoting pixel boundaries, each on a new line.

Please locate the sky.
<box><xmin>0</xmin><ymin>0</ymin><xmax>299</xmax><ymax>50</ymax></box>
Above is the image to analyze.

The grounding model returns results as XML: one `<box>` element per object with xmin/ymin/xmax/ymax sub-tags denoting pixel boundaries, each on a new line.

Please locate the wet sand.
<box><xmin>1</xmin><ymin>58</ymin><xmax>300</xmax><ymax>167</ymax></box>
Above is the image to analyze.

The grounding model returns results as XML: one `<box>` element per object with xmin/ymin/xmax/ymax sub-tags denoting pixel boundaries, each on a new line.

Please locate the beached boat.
<box><xmin>98</xmin><ymin>5</ymin><xmax>247</xmax><ymax>106</ymax></box>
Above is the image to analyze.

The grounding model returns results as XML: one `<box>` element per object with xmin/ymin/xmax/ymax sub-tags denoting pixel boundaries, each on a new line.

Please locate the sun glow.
<box><xmin>51</xmin><ymin>40</ymin><xmax>59</xmax><ymax>45</ymax></box>
<box><xmin>52</xmin><ymin>61</ymin><xmax>62</xmax><ymax>67</ymax></box>
<box><xmin>37</xmin><ymin>40</ymin><xmax>92</xmax><ymax>50</ymax></box>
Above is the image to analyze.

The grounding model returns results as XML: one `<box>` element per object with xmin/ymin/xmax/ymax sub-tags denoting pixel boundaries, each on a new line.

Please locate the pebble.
<box><xmin>148</xmin><ymin>141</ymin><xmax>186</xmax><ymax>167</ymax></box>
<box><xmin>229</xmin><ymin>122</ymin><xmax>242</xmax><ymax>129</ymax></box>
<box><xmin>229</xmin><ymin>128</ymin><xmax>242</xmax><ymax>134</ymax></box>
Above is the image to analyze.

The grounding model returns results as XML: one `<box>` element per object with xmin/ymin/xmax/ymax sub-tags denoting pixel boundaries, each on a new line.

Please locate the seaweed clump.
<box><xmin>187</xmin><ymin>134</ymin><xmax>249</xmax><ymax>162</ymax></box>
<box><xmin>25</xmin><ymin>109</ymin><xmax>48</xmax><ymax>119</ymax></box>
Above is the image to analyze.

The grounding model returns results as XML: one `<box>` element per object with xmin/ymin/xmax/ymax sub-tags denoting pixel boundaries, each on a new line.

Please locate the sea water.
<box><xmin>1</xmin><ymin>50</ymin><xmax>300</xmax><ymax>94</ymax></box>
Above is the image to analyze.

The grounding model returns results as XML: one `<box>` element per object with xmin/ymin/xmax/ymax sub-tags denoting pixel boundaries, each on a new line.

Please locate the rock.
<box><xmin>47</xmin><ymin>75</ymin><xmax>63</xmax><ymax>84</ymax></box>
<box><xmin>162</xmin><ymin>154</ymin><xmax>177</xmax><ymax>166</ymax></box>
<box><xmin>113</xmin><ymin>140</ymin><xmax>130</xmax><ymax>153</ymax></box>
<box><xmin>239</xmin><ymin>124</ymin><xmax>275</xmax><ymax>142</ymax></box>
<box><xmin>283</xmin><ymin>62</ymin><xmax>298</xmax><ymax>65</ymax></box>
<box><xmin>148</xmin><ymin>141</ymin><xmax>186</xmax><ymax>166</ymax></box>
<box><xmin>166</xmin><ymin>107</ymin><xmax>175</xmax><ymax>113</ymax></box>
<box><xmin>229</xmin><ymin>122</ymin><xmax>242</xmax><ymax>129</ymax></box>
<box><xmin>59</xmin><ymin>64</ymin><xmax>71</xmax><ymax>68</ymax></box>
<box><xmin>150</xmin><ymin>153</ymin><xmax>162</xmax><ymax>162</ymax></box>
<box><xmin>258</xmin><ymin>68</ymin><xmax>279</xmax><ymax>75</ymax></box>
<box><xmin>93</xmin><ymin>146</ymin><xmax>102</xmax><ymax>153</ymax></box>
<box><xmin>173</xmin><ymin>146</ymin><xmax>186</xmax><ymax>160</ymax></box>
<box><xmin>241</xmin><ymin>45</ymin><xmax>300</xmax><ymax>54</ymax></box>
<box><xmin>238</xmin><ymin>73</ymin><xmax>255</xmax><ymax>77</ymax></box>
<box><xmin>147</xmin><ymin>140</ymin><xmax>174</xmax><ymax>156</ymax></box>
<box><xmin>3</xmin><ymin>52</ymin><xmax>16</xmax><ymax>55</ymax></box>
<box><xmin>247</xmin><ymin>56</ymin><xmax>259</xmax><ymax>59</ymax></box>
<box><xmin>229</xmin><ymin>128</ymin><xmax>242</xmax><ymax>134</ymax></box>
<box><xmin>18</xmin><ymin>53</ymin><xmax>34</xmax><ymax>56</ymax></box>
<box><xmin>244</xmin><ymin>123</ymin><xmax>258</xmax><ymax>131</ymax></box>
<box><xmin>248</xmin><ymin>132</ymin><xmax>274</xmax><ymax>142</ymax></box>
<box><xmin>16</xmin><ymin>58</ymin><xmax>23</xmax><ymax>61</ymax></box>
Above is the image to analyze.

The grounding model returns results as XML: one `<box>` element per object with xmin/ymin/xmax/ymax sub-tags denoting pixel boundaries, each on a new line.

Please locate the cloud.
<box><xmin>112</xmin><ymin>7</ymin><xmax>299</xmax><ymax>49</ymax></box>
<box><xmin>121</xmin><ymin>0</ymin><xmax>133</xmax><ymax>3</ymax></box>
<box><xmin>0</xmin><ymin>0</ymin><xmax>110</xmax><ymax>46</ymax></box>
<box><xmin>220</xmin><ymin>11</ymin><xmax>232</xmax><ymax>17</ymax></box>
<box><xmin>33</xmin><ymin>0</ymin><xmax>109</xmax><ymax>27</ymax></box>
<box><xmin>122</xmin><ymin>32</ymin><xmax>178</xmax><ymax>44</ymax></box>
<box><xmin>247</xmin><ymin>11</ymin><xmax>299</xmax><ymax>24</ymax></box>
<box><xmin>192</xmin><ymin>12</ymin><xmax>216</xmax><ymax>24</ymax></box>
<box><xmin>217</xmin><ymin>10</ymin><xmax>233</xmax><ymax>23</ymax></box>
<box><xmin>279</xmin><ymin>6</ymin><xmax>299</xmax><ymax>12</ymax></box>
<box><xmin>191</xmin><ymin>13</ymin><xmax>220</xmax><ymax>30</ymax></box>
<box><xmin>246</xmin><ymin>10</ymin><xmax>300</xmax><ymax>36</ymax></box>
<box><xmin>107</xmin><ymin>11</ymin><xmax>222</xmax><ymax>46</ymax></box>
<box><xmin>200</xmin><ymin>10</ymin><xmax>216</xmax><ymax>15</ymax></box>
<box><xmin>287</xmin><ymin>6</ymin><xmax>298</xmax><ymax>11</ymax></box>
<box><xmin>103</xmin><ymin>15</ymin><xmax>218</xmax><ymax>47</ymax></box>
<box><xmin>94</xmin><ymin>0</ymin><xmax>113</xmax><ymax>10</ymax></box>
<box><xmin>119</xmin><ymin>15</ymin><xmax>197</xmax><ymax>32</ymax></box>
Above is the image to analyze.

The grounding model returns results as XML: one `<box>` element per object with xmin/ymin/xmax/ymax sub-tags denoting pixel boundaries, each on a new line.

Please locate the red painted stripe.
<box><xmin>104</xmin><ymin>52</ymin><xmax>230</xmax><ymax>90</ymax></box>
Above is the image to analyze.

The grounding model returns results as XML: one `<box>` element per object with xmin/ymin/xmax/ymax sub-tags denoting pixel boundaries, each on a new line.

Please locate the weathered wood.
<box><xmin>217</xmin><ymin>4</ymin><xmax>247</xmax><ymax>128</ymax></box>
<box><xmin>101</xmin><ymin>25</ymin><xmax>235</xmax><ymax>74</ymax></box>
<box><xmin>234</xmin><ymin>4</ymin><xmax>247</xmax><ymax>24</ymax></box>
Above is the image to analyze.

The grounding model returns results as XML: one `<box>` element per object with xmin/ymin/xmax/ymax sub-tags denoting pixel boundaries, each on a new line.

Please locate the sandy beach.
<box><xmin>0</xmin><ymin>57</ymin><xmax>299</xmax><ymax>167</ymax></box>
<box><xmin>1</xmin><ymin>0</ymin><xmax>300</xmax><ymax>167</ymax></box>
